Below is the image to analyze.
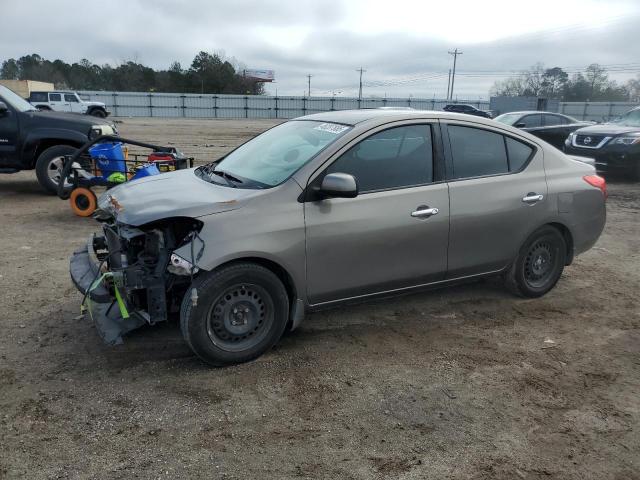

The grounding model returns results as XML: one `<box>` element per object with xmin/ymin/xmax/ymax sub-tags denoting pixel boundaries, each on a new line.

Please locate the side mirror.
<box><xmin>515</xmin><ymin>122</ymin><xmax>526</xmax><ymax>128</ymax></box>
<box><xmin>319</xmin><ymin>173</ymin><xmax>358</xmax><ymax>199</ymax></box>
<box><xmin>0</xmin><ymin>102</ymin><xmax>8</xmax><ymax>114</ymax></box>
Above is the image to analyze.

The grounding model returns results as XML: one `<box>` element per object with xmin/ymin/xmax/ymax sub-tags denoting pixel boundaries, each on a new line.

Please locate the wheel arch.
<box><xmin>546</xmin><ymin>221</ymin><xmax>575</xmax><ymax>266</ymax></box>
<box><xmin>23</xmin><ymin>131</ymin><xmax>86</xmax><ymax>168</ymax></box>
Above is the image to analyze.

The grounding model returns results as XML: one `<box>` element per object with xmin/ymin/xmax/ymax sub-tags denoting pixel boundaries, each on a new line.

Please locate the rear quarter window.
<box><xmin>505</xmin><ymin>137</ymin><xmax>534</xmax><ymax>172</ymax></box>
<box><xmin>29</xmin><ymin>92</ymin><xmax>48</xmax><ymax>102</ymax></box>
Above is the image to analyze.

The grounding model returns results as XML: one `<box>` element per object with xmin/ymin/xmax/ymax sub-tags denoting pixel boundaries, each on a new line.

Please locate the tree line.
<box><xmin>491</xmin><ymin>63</ymin><xmax>640</xmax><ymax>102</ymax></box>
<box><xmin>0</xmin><ymin>52</ymin><xmax>265</xmax><ymax>95</ymax></box>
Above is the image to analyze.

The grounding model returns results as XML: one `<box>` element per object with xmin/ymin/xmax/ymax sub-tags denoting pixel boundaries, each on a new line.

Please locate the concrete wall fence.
<box><xmin>78</xmin><ymin>91</ymin><xmax>490</xmax><ymax>119</ymax></box>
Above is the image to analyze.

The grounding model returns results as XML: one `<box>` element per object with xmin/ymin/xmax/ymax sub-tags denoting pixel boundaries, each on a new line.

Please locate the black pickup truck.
<box><xmin>0</xmin><ymin>85</ymin><xmax>117</xmax><ymax>193</ymax></box>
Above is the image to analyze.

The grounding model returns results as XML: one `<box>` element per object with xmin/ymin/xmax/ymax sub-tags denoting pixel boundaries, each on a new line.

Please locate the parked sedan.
<box><xmin>70</xmin><ymin>109</ymin><xmax>606</xmax><ymax>366</ymax></box>
<box><xmin>443</xmin><ymin>104</ymin><xmax>492</xmax><ymax>118</ymax></box>
<box><xmin>494</xmin><ymin>111</ymin><xmax>595</xmax><ymax>149</ymax></box>
<box><xmin>564</xmin><ymin>106</ymin><xmax>640</xmax><ymax>180</ymax></box>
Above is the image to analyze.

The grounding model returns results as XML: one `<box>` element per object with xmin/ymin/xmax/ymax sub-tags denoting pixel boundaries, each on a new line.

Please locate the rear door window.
<box><xmin>49</xmin><ymin>93</ymin><xmax>61</xmax><ymax>102</ymax></box>
<box><xmin>448</xmin><ymin>125</ymin><xmax>509</xmax><ymax>179</ymax></box>
<box><xmin>543</xmin><ymin>114</ymin><xmax>566</xmax><ymax>126</ymax></box>
<box><xmin>447</xmin><ymin>125</ymin><xmax>535</xmax><ymax>179</ymax></box>
<box><xmin>520</xmin><ymin>114</ymin><xmax>543</xmax><ymax>127</ymax></box>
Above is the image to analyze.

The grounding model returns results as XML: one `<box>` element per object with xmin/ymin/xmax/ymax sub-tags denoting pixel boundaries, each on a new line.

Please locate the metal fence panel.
<box><xmin>78</xmin><ymin>90</ymin><xmax>490</xmax><ymax>119</ymax></box>
<box><xmin>556</xmin><ymin>102</ymin><xmax>638</xmax><ymax>121</ymax></box>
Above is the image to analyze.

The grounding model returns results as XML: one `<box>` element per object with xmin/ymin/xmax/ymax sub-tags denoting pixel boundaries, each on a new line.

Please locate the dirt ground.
<box><xmin>0</xmin><ymin>118</ymin><xmax>638</xmax><ymax>480</ymax></box>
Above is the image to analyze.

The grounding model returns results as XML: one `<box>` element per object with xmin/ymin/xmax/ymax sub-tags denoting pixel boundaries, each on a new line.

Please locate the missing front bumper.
<box><xmin>70</xmin><ymin>239</ymin><xmax>146</xmax><ymax>345</ymax></box>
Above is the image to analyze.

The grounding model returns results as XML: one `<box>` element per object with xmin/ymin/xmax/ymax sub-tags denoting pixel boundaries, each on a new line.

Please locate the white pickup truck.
<box><xmin>28</xmin><ymin>91</ymin><xmax>110</xmax><ymax>118</ymax></box>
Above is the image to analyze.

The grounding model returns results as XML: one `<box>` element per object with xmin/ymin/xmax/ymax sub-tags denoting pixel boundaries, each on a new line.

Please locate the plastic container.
<box><xmin>130</xmin><ymin>163</ymin><xmax>160</xmax><ymax>181</ymax></box>
<box><xmin>89</xmin><ymin>143</ymin><xmax>126</xmax><ymax>179</ymax></box>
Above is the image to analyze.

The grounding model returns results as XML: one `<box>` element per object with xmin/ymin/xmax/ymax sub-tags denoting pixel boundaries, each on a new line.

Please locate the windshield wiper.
<box><xmin>211</xmin><ymin>169</ymin><xmax>244</xmax><ymax>186</ymax></box>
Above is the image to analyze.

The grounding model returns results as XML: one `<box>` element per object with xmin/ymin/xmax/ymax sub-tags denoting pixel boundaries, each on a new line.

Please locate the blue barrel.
<box><xmin>89</xmin><ymin>143</ymin><xmax>126</xmax><ymax>179</ymax></box>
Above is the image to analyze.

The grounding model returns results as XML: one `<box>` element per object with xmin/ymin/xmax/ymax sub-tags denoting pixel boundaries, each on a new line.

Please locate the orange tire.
<box><xmin>69</xmin><ymin>188</ymin><xmax>97</xmax><ymax>217</ymax></box>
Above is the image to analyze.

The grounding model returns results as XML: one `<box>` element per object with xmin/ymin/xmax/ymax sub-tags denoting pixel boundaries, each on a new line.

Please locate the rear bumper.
<box><xmin>70</xmin><ymin>237</ymin><xmax>145</xmax><ymax>345</ymax></box>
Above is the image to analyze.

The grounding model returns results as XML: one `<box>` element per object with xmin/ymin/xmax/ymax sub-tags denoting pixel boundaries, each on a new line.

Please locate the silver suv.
<box><xmin>70</xmin><ymin>110</ymin><xmax>607</xmax><ymax>366</ymax></box>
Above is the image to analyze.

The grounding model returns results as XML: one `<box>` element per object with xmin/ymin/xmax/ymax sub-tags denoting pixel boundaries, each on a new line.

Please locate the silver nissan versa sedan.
<box><xmin>70</xmin><ymin>109</ymin><xmax>607</xmax><ymax>366</ymax></box>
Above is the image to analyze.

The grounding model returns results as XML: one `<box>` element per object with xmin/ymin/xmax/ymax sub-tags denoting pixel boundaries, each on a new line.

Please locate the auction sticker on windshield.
<box><xmin>314</xmin><ymin>123</ymin><xmax>350</xmax><ymax>134</ymax></box>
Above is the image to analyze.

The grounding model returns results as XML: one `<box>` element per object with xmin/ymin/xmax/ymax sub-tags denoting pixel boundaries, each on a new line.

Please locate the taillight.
<box><xmin>583</xmin><ymin>175</ymin><xmax>607</xmax><ymax>199</ymax></box>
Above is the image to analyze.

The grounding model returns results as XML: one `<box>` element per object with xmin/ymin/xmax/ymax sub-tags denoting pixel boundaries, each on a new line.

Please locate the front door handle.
<box><xmin>411</xmin><ymin>206</ymin><xmax>439</xmax><ymax>218</ymax></box>
<box><xmin>522</xmin><ymin>193</ymin><xmax>544</xmax><ymax>204</ymax></box>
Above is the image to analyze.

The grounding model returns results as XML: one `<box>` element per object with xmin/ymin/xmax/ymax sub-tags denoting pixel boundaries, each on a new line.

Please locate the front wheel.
<box><xmin>504</xmin><ymin>226</ymin><xmax>567</xmax><ymax>298</ymax></box>
<box><xmin>89</xmin><ymin>109</ymin><xmax>107</xmax><ymax>118</ymax></box>
<box><xmin>180</xmin><ymin>263</ymin><xmax>289</xmax><ymax>366</ymax></box>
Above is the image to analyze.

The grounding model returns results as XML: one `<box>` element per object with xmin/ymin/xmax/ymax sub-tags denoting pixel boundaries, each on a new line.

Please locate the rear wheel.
<box><xmin>180</xmin><ymin>263</ymin><xmax>289</xmax><ymax>366</ymax></box>
<box><xmin>35</xmin><ymin>144</ymin><xmax>78</xmax><ymax>194</ymax></box>
<box><xmin>504</xmin><ymin>226</ymin><xmax>567</xmax><ymax>298</ymax></box>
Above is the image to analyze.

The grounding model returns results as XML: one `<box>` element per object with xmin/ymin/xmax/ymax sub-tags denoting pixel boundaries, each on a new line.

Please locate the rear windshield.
<box><xmin>494</xmin><ymin>113</ymin><xmax>522</xmax><ymax>125</ymax></box>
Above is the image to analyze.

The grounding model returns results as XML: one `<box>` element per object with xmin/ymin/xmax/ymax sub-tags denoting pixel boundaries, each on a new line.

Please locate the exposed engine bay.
<box><xmin>71</xmin><ymin>216</ymin><xmax>203</xmax><ymax>344</ymax></box>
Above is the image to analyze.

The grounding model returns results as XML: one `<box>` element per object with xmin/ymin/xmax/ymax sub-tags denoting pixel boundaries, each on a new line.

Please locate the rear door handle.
<box><xmin>411</xmin><ymin>206</ymin><xmax>439</xmax><ymax>218</ymax></box>
<box><xmin>522</xmin><ymin>193</ymin><xmax>544</xmax><ymax>204</ymax></box>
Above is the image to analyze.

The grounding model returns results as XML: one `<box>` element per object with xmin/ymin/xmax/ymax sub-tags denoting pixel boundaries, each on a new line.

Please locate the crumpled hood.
<box><xmin>575</xmin><ymin>123</ymin><xmax>640</xmax><ymax>136</ymax></box>
<box><xmin>97</xmin><ymin>168</ymin><xmax>255</xmax><ymax>226</ymax></box>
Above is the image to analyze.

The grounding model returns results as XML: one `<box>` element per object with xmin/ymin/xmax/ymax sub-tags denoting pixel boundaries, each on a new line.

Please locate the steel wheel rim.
<box><xmin>524</xmin><ymin>241</ymin><xmax>557</xmax><ymax>289</ymax></box>
<box><xmin>47</xmin><ymin>156</ymin><xmax>72</xmax><ymax>188</ymax></box>
<box><xmin>206</xmin><ymin>283</ymin><xmax>274</xmax><ymax>352</ymax></box>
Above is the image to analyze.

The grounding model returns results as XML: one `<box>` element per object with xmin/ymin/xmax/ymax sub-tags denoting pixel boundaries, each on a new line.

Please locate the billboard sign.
<box><xmin>243</xmin><ymin>69</ymin><xmax>275</xmax><ymax>82</ymax></box>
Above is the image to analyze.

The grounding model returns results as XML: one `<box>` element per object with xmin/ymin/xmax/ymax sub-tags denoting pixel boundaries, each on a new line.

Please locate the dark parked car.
<box><xmin>564</xmin><ymin>106</ymin><xmax>640</xmax><ymax>180</ymax></box>
<box><xmin>443</xmin><ymin>104</ymin><xmax>492</xmax><ymax>118</ymax></box>
<box><xmin>0</xmin><ymin>85</ymin><xmax>116</xmax><ymax>193</ymax></box>
<box><xmin>494</xmin><ymin>111</ymin><xmax>594</xmax><ymax>150</ymax></box>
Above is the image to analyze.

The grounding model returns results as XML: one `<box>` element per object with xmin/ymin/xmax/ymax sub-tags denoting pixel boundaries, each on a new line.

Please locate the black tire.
<box><xmin>89</xmin><ymin>109</ymin><xmax>106</xmax><ymax>118</ymax></box>
<box><xmin>180</xmin><ymin>263</ymin><xmax>289</xmax><ymax>367</ymax></box>
<box><xmin>35</xmin><ymin>144</ymin><xmax>78</xmax><ymax>194</ymax></box>
<box><xmin>504</xmin><ymin>226</ymin><xmax>567</xmax><ymax>298</ymax></box>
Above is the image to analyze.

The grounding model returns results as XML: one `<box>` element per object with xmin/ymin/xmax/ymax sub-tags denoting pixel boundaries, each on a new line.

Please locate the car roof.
<box><xmin>297</xmin><ymin>109</ymin><xmax>500</xmax><ymax>126</ymax></box>
<box><xmin>499</xmin><ymin>111</ymin><xmax>565</xmax><ymax>116</ymax></box>
<box><xmin>31</xmin><ymin>90</ymin><xmax>77</xmax><ymax>94</ymax></box>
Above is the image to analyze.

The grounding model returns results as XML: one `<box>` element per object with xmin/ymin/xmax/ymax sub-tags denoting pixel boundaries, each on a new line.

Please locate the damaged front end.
<box><xmin>70</xmin><ymin>217</ymin><xmax>203</xmax><ymax>345</ymax></box>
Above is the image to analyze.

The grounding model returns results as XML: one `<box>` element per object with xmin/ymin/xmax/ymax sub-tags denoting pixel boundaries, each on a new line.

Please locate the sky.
<box><xmin>2</xmin><ymin>0</ymin><xmax>640</xmax><ymax>99</ymax></box>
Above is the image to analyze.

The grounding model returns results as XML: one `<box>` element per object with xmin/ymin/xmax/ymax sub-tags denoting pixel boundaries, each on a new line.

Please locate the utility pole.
<box><xmin>307</xmin><ymin>74</ymin><xmax>312</xmax><ymax>97</ymax></box>
<box><xmin>448</xmin><ymin>49</ymin><xmax>463</xmax><ymax>100</ymax></box>
<box><xmin>356</xmin><ymin>67</ymin><xmax>366</xmax><ymax>100</ymax></box>
<box><xmin>446</xmin><ymin>69</ymin><xmax>451</xmax><ymax>100</ymax></box>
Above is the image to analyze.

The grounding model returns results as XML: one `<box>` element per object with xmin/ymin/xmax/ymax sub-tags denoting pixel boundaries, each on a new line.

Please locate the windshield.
<box><xmin>610</xmin><ymin>109</ymin><xmax>640</xmax><ymax>127</ymax></box>
<box><xmin>198</xmin><ymin>120</ymin><xmax>352</xmax><ymax>188</ymax></box>
<box><xmin>0</xmin><ymin>85</ymin><xmax>37</xmax><ymax>112</ymax></box>
<box><xmin>494</xmin><ymin>113</ymin><xmax>522</xmax><ymax>125</ymax></box>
